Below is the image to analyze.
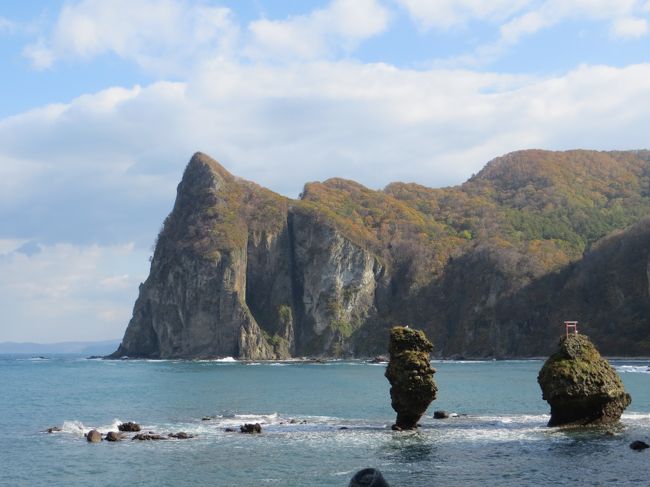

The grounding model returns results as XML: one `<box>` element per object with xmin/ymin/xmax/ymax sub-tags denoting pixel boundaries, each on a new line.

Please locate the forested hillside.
<box><xmin>113</xmin><ymin>150</ymin><xmax>650</xmax><ymax>359</ymax></box>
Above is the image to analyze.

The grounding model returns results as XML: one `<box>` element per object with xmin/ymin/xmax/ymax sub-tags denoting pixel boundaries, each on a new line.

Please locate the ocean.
<box><xmin>1</xmin><ymin>356</ymin><xmax>649</xmax><ymax>486</ymax></box>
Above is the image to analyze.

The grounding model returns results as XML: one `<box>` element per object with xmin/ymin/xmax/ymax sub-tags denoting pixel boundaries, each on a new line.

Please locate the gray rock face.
<box><xmin>290</xmin><ymin>210</ymin><xmax>382</xmax><ymax>355</ymax></box>
<box><xmin>111</xmin><ymin>153</ymin><xmax>383</xmax><ymax>360</ymax></box>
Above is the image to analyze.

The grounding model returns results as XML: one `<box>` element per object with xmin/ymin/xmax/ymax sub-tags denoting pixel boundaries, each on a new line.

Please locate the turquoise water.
<box><xmin>1</xmin><ymin>357</ymin><xmax>649</xmax><ymax>486</ymax></box>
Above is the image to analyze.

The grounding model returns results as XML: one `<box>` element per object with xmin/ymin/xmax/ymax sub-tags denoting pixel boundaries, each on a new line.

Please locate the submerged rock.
<box><xmin>384</xmin><ymin>326</ymin><xmax>437</xmax><ymax>430</ymax></box>
<box><xmin>538</xmin><ymin>333</ymin><xmax>631</xmax><ymax>427</ymax></box>
<box><xmin>240</xmin><ymin>423</ymin><xmax>262</xmax><ymax>434</ymax></box>
<box><xmin>85</xmin><ymin>430</ymin><xmax>102</xmax><ymax>443</ymax></box>
<box><xmin>630</xmin><ymin>440</ymin><xmax>650</xmax><ymax>451</ymax></box>
<box><xmin>132</xmin><ymin>433</ymin><xmax>166</xmax><ymax>441</ymax></box>
<box><xmin>118</xmin><ymin>422</ymin><xmax>141</xmax><ymax>432</ymax></box>
<box><xmin>168</xmin><ymin>432</ymin><xmax>193</xmax><ymax>439</ymax></box>
<box><xmin>45</xmin><ymin>426</ymin><xmax>61</xmax><ymax>433</ymax></box>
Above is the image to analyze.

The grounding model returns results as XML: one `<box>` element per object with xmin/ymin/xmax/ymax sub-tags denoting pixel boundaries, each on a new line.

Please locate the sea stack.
<box><xmin>385</xmin><ymin>326</ymin><xmax>437</xmax><ymax>430</ymax></box>
<box><xmin>538</xmin><ymin>333</ymin><xmax>631</xmax><ymax>427</ymax></box>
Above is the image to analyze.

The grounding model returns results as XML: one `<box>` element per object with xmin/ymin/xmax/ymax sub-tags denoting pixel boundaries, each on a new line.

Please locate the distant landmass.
<box><xmin>111</xmin><ymin>149</ymin><xmax>650</xmax><ymax>359</ymax></box>
<box><xmin>0</xmin><ymin>340</ymin><xmax>121</xmax><ymax>355</ymax></box>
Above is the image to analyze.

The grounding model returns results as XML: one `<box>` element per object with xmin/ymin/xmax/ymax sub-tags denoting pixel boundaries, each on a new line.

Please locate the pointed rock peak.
<box><xmin>186</xmin><ymin>152</ymin><xmax>235</xmax><ymax>183</ymax></box>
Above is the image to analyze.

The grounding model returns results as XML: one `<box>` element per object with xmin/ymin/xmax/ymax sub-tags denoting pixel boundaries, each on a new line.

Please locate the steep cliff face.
<box><xmin>289</xmin><ymin>209</ymin><xmax>383</xmax><ymax>355</ymax></box>
<box><xmin>111</xmin><ymin>153</ymin><xmax>384</xmax><ymax>359</ymax></box>
<box><xmin>113</xmin><ymin>150</ymin><xmax>650</xmax><ymax>359</ymax></box>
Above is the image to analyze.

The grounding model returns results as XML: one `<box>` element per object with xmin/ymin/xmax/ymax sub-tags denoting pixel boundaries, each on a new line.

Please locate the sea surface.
<box><xmin>1</xmin><ymin>356</ymin><xmax>649</xmax><ymax>486</ymax></box>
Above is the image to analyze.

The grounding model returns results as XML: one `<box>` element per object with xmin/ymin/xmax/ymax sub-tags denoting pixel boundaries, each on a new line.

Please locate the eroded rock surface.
<box><xmin>538</xmin><ymin>333</ymin><xmax>631</xmax><ymax>427</ymax></box>
<box><xmin>385</xmin><ymin>326</ymin><xmax>437</xmax><ymax>430</ymax></box>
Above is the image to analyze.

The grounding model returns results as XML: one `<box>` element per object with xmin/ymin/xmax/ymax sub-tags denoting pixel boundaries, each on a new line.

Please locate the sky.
<box><xmin>2</xmin><ymin>0</ymin><xmax>650</xmax><ymax>343</ymax></box>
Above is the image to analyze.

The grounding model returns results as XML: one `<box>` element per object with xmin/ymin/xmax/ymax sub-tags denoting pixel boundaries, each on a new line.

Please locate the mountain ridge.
<box><xmin>112</xmin><ymin>149</ymin><xmax>650</xmax><ymax>359</ymax></box>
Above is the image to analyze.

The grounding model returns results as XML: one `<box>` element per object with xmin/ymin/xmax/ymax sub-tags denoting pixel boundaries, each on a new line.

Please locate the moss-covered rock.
<box><xmin>538</xmin><ymin>333</ymin><xmax>631</xmax><ymax>427</ymax></box>
<box><xmin>385</xmin><ymin>326</ymin><xmax>437</xmax><ymax>429</ymax></box>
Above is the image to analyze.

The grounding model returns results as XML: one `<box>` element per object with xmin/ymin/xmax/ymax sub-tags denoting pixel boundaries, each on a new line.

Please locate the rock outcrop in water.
<box><xmin>385</xmin><ymin>326</ymin><xmax>437</xmax><ymax>430</ymax></box>
<box><xmin>240</xmin><ymin>423</ymin><xmax>262</xmax><ymax>434</ymax></box>
<box><xmin>111</xmin><ymin>150</ymin><xmax>650</xmax><ymax>359</ymax></box>
<box><xmin>537</xmin><ymin>333</ymin><xmax>631</xmax><ymax>427</ymax></box>
<box><xmin>86</xmin><ymin>430</ymin><xmax>102</xmax><ymax>443</ymax></box>
<box><xmin>118</xmin><ymin>422</ymin><xmax>141</xmax><ymax>432</ymax></box>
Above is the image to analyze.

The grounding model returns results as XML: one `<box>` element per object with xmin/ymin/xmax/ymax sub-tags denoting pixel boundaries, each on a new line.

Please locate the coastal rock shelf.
<box><xmin>538</xmin><ymin>333</ymin><xmax>631</xmax><ymax>427</ymax></box>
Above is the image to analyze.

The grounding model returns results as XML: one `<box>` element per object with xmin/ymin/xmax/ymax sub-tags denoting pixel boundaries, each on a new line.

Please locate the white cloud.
<box><xmin>500</xmin><ymin>0</ymin><xmax>641</xmax><ymax>42</ymax></box>
<box><xmin>610</xmin><ymin>16</ymin><xmax>648</xmax><ymax>39</ymax></box>
<box><xmin>3</xmin><ymin>61</ymin><xmax>650</xmax><ymax>226</ymax></box>
<box><xmin>0</xmin><ymin>16</ymin><xmax>17</xmax><ymax>34</ymax></box>
<box><xmin>23</xmin><ymin>0</ymin><xmax>390</xmax><ymax>69</ymax></box>
<box><xmin>246</xmin><ymin>0</ymin><xmax>390</xmax><ymax>61</ymax></box>
<box><xmin>0</xmin><ymin>239</ymin><xmax>28</xmax><ymax>255</ymax></box>
<box><xmin>23</xmin><ymin>0</ymin><xmax>237</xmax><ymax>73</ymax></box>
<box><xmin>396</xmin><ymin>0</ymin><xmax>531</xmax><ymax>29</ymax></box>
<box><xmin>0</xmin><ymin>243</ymin><xmax>148</xmax><ymax>341</ymax></box>
<box><xmin>432</xmin><ymin>0</ymin><xmax>648</xmax><ymax>67</ymax></box>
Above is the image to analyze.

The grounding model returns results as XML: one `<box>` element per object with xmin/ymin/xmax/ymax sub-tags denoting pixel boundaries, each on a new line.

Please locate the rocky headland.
<box><xmin>111</xmin><ymin>150</ymin><xmax>650</xmax><ymax>359</ymax></box>
<box><xmin>538</xmin><ymin>333</ymin><xmax>631</xmax><ymax>426</ymax></box>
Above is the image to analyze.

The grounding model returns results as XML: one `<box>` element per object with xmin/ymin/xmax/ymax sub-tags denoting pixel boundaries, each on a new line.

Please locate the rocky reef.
<box><xmin>385</xmin><ymin>326</ymin><xmax>437</xmax><ymax>430</ymax></box>
<box><xmin>537</xmin><ymin>333</ymin><xmax>631</xmax><ymax>427</ymax></box>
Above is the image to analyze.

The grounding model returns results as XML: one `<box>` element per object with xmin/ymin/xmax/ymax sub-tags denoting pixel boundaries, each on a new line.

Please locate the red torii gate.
<box><xmin>564</xmin><ymin>321</ymin><xmax>578</xmax><ymax>337</ymax></box>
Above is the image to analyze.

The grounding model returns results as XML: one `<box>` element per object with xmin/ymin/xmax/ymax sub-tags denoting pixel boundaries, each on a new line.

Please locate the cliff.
<box><xmin>112</xmin><ymin>149</ymin><xmax>650</xmax><ymax>359</ymax></box>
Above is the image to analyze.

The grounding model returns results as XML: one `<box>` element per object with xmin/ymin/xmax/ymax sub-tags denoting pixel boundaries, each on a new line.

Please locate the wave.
<box><xmin>48</xmin><ymin>410</ymin><xmax>650</xmax><ymax>445</ymax></box>
<box><xmin>615</xmin><ymin>365</ymin><xmax>650</xmax><ymax>374</ymax></box>
<box><xmin>59</xmin><ymin>419</ymin><xmax>124</xmax><ymax>436</ymax></box>
<box><xmin>195</xmin><ymin>357</ymin><xmax>238</xmax><ymax>363</ymax></box>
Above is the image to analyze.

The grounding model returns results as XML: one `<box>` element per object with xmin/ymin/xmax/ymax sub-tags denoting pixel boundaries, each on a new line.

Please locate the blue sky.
<box><xmin>1</xmin><ymin>0</ymin><xmax>650</xmax><ymax>342</ymax></box>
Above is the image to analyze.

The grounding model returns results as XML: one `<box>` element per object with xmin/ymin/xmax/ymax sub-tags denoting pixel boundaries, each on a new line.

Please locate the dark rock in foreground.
<box><xmin>86</xmin><ymin>430</ymin><xmax>102</xmax><ymax>443</ymax></box>
<box><xmin>348</xmin><ymin>468</ymin><xmax>390</xmax><ymax>487</ymax></box>
<box><xmin>118</xmin><ymin>422</ymin><xmax>141</xmax><ymax>432</ymax></box>
<box><xmin>240</xmin><ymin>423</ymin><xmax>262</xmax><ymax>434</ymax></box>
<box><xmin>538</xmin><ymin>333</ymin><xmax>631</xmax><ymax>427</ymax></box>
<box><xmin>385</xmin><ymin>326</ymin><xmax>437</xmax><ymax>430</ymax></box>
<box><xmin>433</xmin><ymin>410</ymin><xmax>449</xmax><ymax>419</ymax></box>
<box><xmin>630</xmin><ymin>440</ymin><xmax>650</xmax><ymax>451</ymax></box>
